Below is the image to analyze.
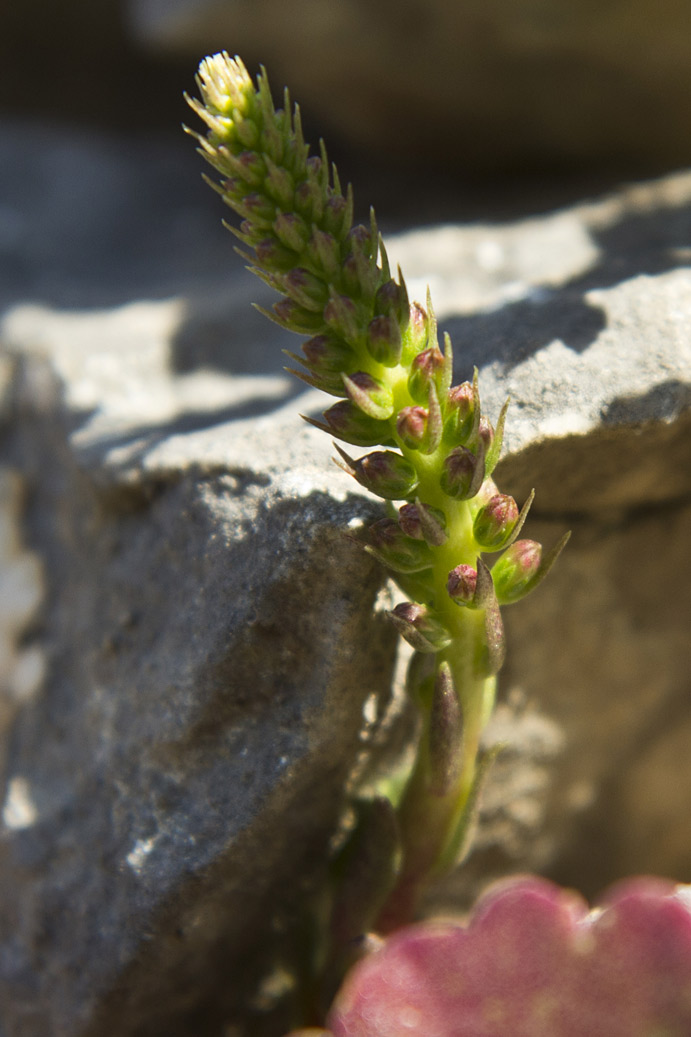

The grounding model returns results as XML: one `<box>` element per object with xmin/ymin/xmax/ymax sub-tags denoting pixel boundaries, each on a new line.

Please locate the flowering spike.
<box><xmin>190</xmin><ymin>54</ymin><xmax>570</xmax><ymax>957</ymax></box>
<box><xmin>428</xmin><ymin>662</ymin><xmax>464</xmax><ymax>797</ymax></box>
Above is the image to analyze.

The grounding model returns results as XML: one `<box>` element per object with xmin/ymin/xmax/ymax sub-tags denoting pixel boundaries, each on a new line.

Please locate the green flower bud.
<box><xmin>324</xmin><ymin>294</ymin><xmax>361</xmax><ymax>344</ymax></box>
<box><xmin>388</xmin><ymin>602</ymin><xmax>452</xmax><ymax>654</ymax></box>
<box><xmin>350</xmin><ymin>450</ymin><xmax>418</xmax><ymax>500</ymax></box>
<box><xmin>367</xmin><ymin>315</ymin><xmax>402</xmax><ymax>367</ymax></box>
<box><xmin>374</xmin><ymin>278</ymin><xmax>409</xmax><ymax>328</ymax></box>
<box><xmin>282</xmin><ymin>267</ymin><xmax>329</xmax><ymax>311</ymax></box>
<box><xmin>473</xmin><ymin>494</ymin><xmax>519</xmax><ymax>551</ymax></box>
<box><xmin>444</xmin><ymin>381</ymin><xmax>476</xmax><ymax>444</ymax></box>
<box><xmin>492</xmin><ymin>533</ymin><xmax>571</xmax><ymax>605</ymax></box>
<box><xmin>323</xmin><ymin>193</ymin><xmax>349</xmax><ymax>236</ymax></box>
<box><xmin>271</xmin><ymin>297</ymin><xmax>325</xmax><ymax>333</ymax></box>
<box><xmin>273</xmin><ymin>211</ymin><xmax>308</xmax><ymax>252</ymax></box>
<box><xmin>440</xmin><ymin>443</ymin><xmax>485</xmax><ymax>501</ymax></box>
<box><xmin>307</xmin><ymin>228</ymin><xmax>342</xmax><ymax>282</ymax></box>
<box><xmin>303</xmin><ymin>400</ymin><xmax>392</xmax><ymax>446</ymax></box>
<box><xmin>255</xmin><ymin>237</ymin><xmax>299</xmax><ymax>272</ymax></box>
<box><xmin>367</xmin><ymin>520</ymin><xmax>434</xmax><ymax>573</ymax></box>
<box><xmin>447</xmin><ymin>564</ymin><xmax>478</xmax><ymax>606</ymax></box>
<box><xmin>342</xmin><ymin>372</ymin><xmax>394</xmax><ymax>421</ymax></box>
<box><xmin>491</xmin><ymin>539</ymin><xmax>541</xmax><ymax>604</ymax></box>
<box><xmin>407</xmin><ymin>345</ymin><xmax>445</xmax><ymax>403</ymax></box>
<box><xmin>264</xmin><ymin>155</ymin><xmax>295</xmax><ymax>207</ymax></box>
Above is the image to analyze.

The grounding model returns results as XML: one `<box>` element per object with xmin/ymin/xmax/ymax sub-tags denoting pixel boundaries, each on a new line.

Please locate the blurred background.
<box><xmin>4</xmin><ymin>0</ymin><xmax>691</xmax><ymax>223</ymax></box>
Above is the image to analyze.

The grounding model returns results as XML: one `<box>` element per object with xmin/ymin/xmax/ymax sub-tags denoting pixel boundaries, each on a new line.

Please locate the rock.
<box><xmin>1</xmin><ymin>114</ymin><xmax>690</xmax><ymax>1036</ymax></box>
<box><xmin>127</xmin><ymin>0</ymin><xmax>691</xmax><ymax>174</ymax></box>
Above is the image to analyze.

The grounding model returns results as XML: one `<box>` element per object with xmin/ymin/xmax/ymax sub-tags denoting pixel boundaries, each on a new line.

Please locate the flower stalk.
<box><xmin>187</xmin><ymin>50</ymin><xmax>569</xmax><ymax>1014</ymax></box>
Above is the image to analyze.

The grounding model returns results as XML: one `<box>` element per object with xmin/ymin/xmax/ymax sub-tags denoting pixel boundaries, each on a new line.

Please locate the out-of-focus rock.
<box><xmin>127</xmin><ymin>0</ymin><xmax>691</xmax><ymax>174</ymax></box>
<box><xmin>0</xmin><ymin>113</ymin><xmax>690</xmax><ymax>1036</ymax></box>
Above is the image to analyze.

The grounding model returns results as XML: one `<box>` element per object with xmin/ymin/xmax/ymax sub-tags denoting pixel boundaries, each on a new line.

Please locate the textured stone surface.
<box><xmin>1</xmin><ymin>115</ymin><xmax>690</xmax><ymax>1035</ymax></box>
<box><xmin>127</xmin><ymin>0</ymin><xmax>691</xmax><ymax>173</ymax></box>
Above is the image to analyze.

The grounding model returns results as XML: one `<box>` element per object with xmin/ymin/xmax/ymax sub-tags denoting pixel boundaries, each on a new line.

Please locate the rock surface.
<box><xmin>1</xmin><ymin>115</ymin><xmax>690</xmax><ymax>1036</ymax></box>
<box><xmin>127</xmin><ymin>0</ymin><xmax>691</xmax><ymax>173</ymax></box>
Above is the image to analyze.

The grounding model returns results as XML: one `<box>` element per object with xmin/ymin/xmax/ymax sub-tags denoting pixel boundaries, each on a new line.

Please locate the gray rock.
<box><xmin>127</xmin><ymin>0</ymin><xmax>691</xmax><ymax>173</ymax></box>
<box><xmin>1</xmin><ymin>117</ymin><xmax>690</xmax><ymax>1035</ymax></box>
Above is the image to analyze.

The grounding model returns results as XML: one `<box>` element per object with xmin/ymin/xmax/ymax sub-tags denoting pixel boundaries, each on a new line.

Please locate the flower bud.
<box><xmin>255</xmin><ymin>236</ymin><xmax>299</xmax><ymax>272</ymax></box>
<box><xmin>307</xmin><ymin>228</ymin><xmax>341</xmax><ymax>282</ymax></box>
<box><xmin>263</xmin><ymin>155</ymin><xmax>294</xmax><ymax>207</ymax></box>
<box><xmin>283</xmin><ymin>267</ymin><xmax>329</xmax><ymax>311</ymax></box>
<box><xmin>294</xmin><ymin>176</ymin><xmax>324</xmax><ymax>222</ymax></box>
<box><xmin>491</xmin><ymin>539</ymin><xmax>542</xmax><ymax>604</ymax></box>
<box><xmin>228</xmin><ymin>149</ymin><xmax>265</xmax><ymax>186</ymax></box>
<box><xmin>440</xmin><ymin>444</ymin><xmax>485</xmax><ymax>501</ymax></box>
<box><xmin>473</xmin><ymin>494</ymin><xmax>519</xmax><ymax>551</ymax></box>
<box><xmin>374</xmin><ymin>278</ymin><xmax>409</xmax><ymax>328</ymax></box>
<box><xmin>396</xmin><ymin>405</ymin><xmax>429</xmax><ymax>450</ymax></box>
<box><xmin>324</xmin><ymin>294</ymin><xmax>361</xmax><ymax>344</ymax></box>
<box><xmin>447</xmin><ymin>564</ymin><xmax>478</xmax><ymax>606</ymax></box>
<box><xmin>367</xmin><ymin>314</ymin><xmax>402</xmax><ymax>367</ymax></box>
<box><xmin>273</xmin><ymin>211</ymin><xmax>308</xmax><ymax>253</ymax></box>
<box><xmin>407</xmin><ymin>345</ymin><xmax>445</xmax><ymax>403</ymax></box>
<box><xmin>342</xmin><ymin>372</ymin><xmax>394</xmax><ymax>421</ymax></box>
<box><xmin>388</xmin><ymin>602</ymin><xmax>452</xmax><ymax>653</ymax></box>
<box><xmin>444</xmin><ymin>381</ymin><xmax>477</xmax><ymax>445</ymax></box>
<box><xmin>367</xmin><ymin>520</ymin><xmax>434</xmax><ymax>573</ymax></box>
<box><xmin>323</xmin><ymin>193</ymin><xmax>348</xmax><ymax>235</ymax></box>
<box><xmin>492</xmin><ymin>533</ymin><xmax>571</xmax><ymax>605</ymax></box>
<box><xmin>350</xmin><ymin>450</ymin><xmax>418</xmax><ymax>500</ymax></box>
<box><xmin>303</xmin><ymin>400</ymin><xmax>392</xmax><ymax>446</ymax></box>
<box><xmin>398</xmin><ymin>502</ymin><xmax>447</xmax><ymax>546</ymax></box>
<box><xmin>405</xmin><ymin>301</ymin><xmax>429</xmax><ymax>356</ymax></box>
<box><xmin>238</xmin><ymin>191</ymin><xmax>275</xmax><ymax>226</ymax></box>
<box><xmin>271</xmin><ymin>297</ymin><xmax>325</xmax><ymax>334</ymax></box>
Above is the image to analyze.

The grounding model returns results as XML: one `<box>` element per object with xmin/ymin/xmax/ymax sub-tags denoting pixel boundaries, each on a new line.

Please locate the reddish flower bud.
<box><xmin>473</xmin><ymin>494</ymin><xmax>519</xmax><ymax>551</ymax></box>
<box><xmin>323</xmin><ymin>193</ymin><xmax>348</xmax><ymax>235</ymax></box>
<box><xmin>396</xmin><ymin>405</ymin><xmax>429</xmax><ymax>449</ymax></box>
<box><xmin>398</xmin><ymin>502</ymin><xmax>447</xmax><ymax>546</ymax></box>
<box><xmin>447</xmin><ymin>564</ymin><xmax>478</xmax><ymax>606</ymax></box>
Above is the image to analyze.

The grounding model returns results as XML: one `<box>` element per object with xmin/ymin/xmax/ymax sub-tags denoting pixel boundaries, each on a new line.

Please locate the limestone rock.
<box><xmin>1</xmin><ymin>115</ymin><xmax>690</xmax><ymax>1035</ymax></box>
<box><xmin>127</xmin><ymin>0</ymin><xmax>691</xmax><ymax>173</ymax></box>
